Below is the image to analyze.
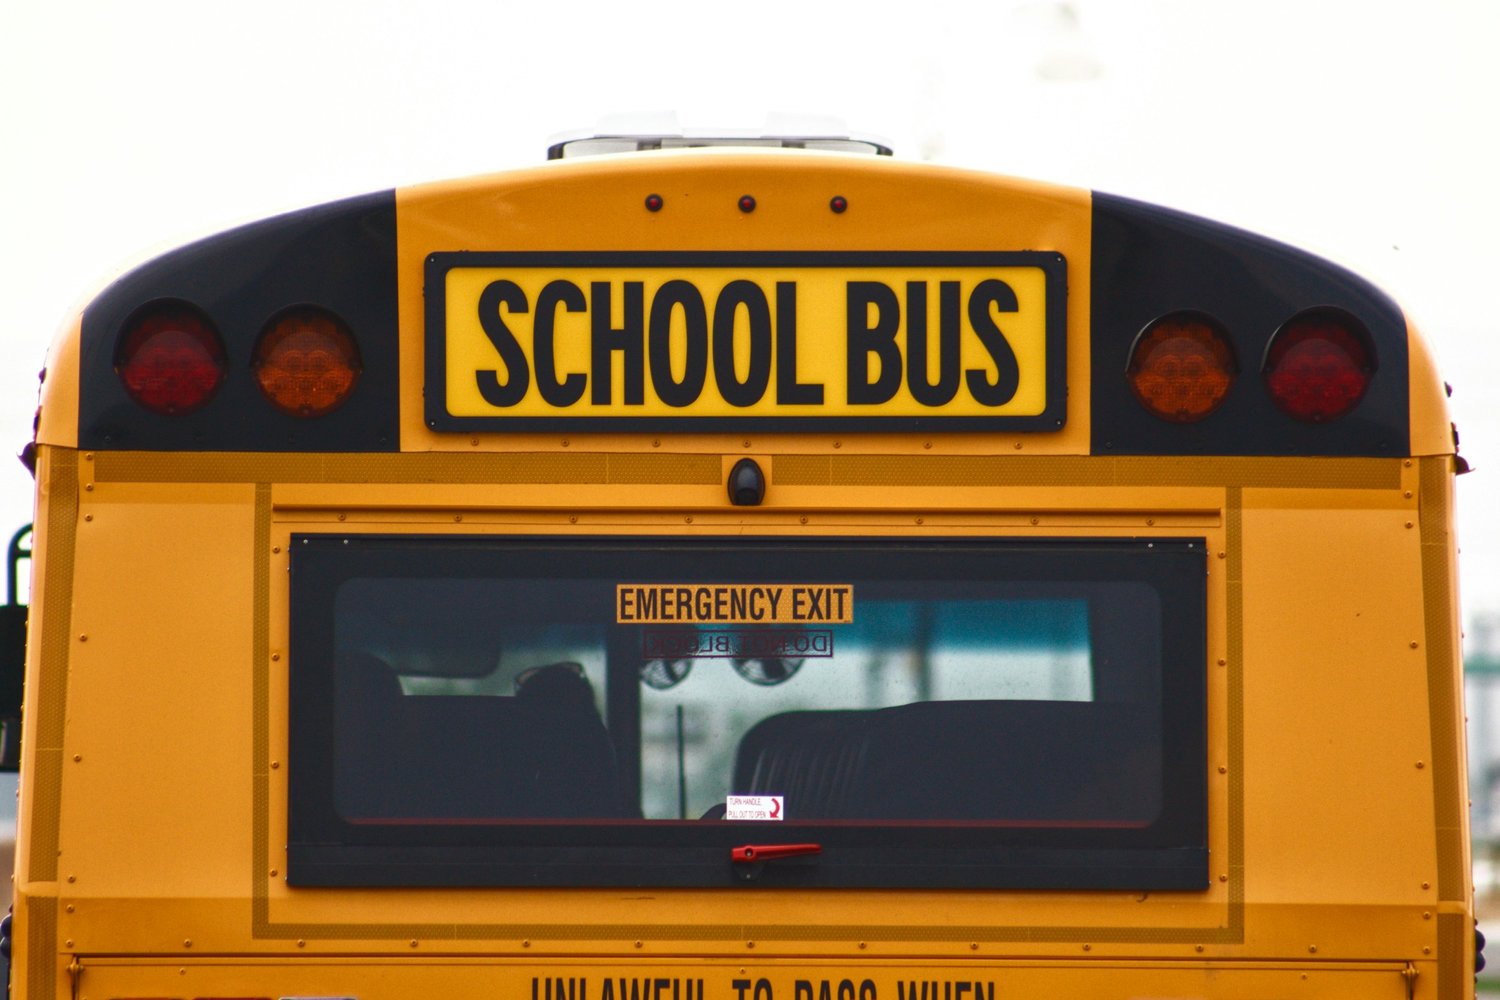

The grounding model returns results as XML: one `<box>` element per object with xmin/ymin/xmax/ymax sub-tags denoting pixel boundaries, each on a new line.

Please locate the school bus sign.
<box><xmin>425</xmin><ymin>252</ymin><xmax>1067</xmax><ymax>432</ymax></box>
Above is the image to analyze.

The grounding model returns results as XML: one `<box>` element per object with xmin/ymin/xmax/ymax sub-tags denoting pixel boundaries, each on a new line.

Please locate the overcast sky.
<box><xmin>2</xmin><ymin>0</ymin><xmax>1498</xmax><ymax>625</ymax></box>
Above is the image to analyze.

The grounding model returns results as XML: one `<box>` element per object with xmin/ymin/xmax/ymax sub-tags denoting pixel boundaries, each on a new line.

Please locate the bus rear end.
<box><xmin>14</xmin><ymin>144</ymin><xmax>1473</xmax><ymax>999</ymax></box>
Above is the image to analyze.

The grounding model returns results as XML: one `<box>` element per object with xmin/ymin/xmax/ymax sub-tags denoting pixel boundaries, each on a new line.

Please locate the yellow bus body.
<box><xmin>15</xmin><ymin>149</ymin><xmax>1472</xmax><ymax>999</ymax></box>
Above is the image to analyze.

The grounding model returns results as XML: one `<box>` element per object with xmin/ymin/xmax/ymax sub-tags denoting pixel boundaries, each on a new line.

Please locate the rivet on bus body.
<box><xmin>1217</xmin><ymin>552</ymin><xmax>1226</xmax><ymax>559</ymax></box>
<box><xmin>410</xmin><ymin>939</ymin><xmax>418</xmax><ymax>948</ymax></box>
<box><xmin>72</xmin><ymin>755</ymin><xmax>80</xmax><ymax>763</ymax></box>
<box><xmin>83</xmin><ymin>514</ymin><xmax>92</xmax><ymax>523</ymax></box>
<box><xmin>800</xmin><ymin>517</ymin><xmax>808</xmax><ymax>525</ymax></box>
<box><xmin>1217</xmin><ymin>658</ymin><xmax>1227</xmax><ymax>666</ymax></box>
<box><xmin>924</xmin><ymin>442</ymin><xmax>932</xmax><ymax>450</ymax></box>
<box><xmin>746</xmin><ymin>941</ymin><xmax>755</xmax><ymax>949</ymax></box>
<box><xmin>1307</xmin><ymin>945</ymin><xmax>1316</xmax><ymax>954</ymax></box>
<box><xmin>1030</xmin><ymin>517</ymin><xmax>1039</xmax><ymax>526</ymax></box>
<box><xmin>67</xmin><ymin>875</ymin><xmax>75</xmax><ymax>883</ymax></box>
<box><xmin>916</xmin><ymin>518</ymin><xmax>924</xmax><ymax>525</ymax></box>
<box><xmin>523</xmin><ymin>940</ymin><xmax>531</xmax><ymax>948</ymax></box>
<box><xmin>569</xmin><ymin>516</ymin><xmax>578</xmax><ymax>524</ymax></box>
<box><xmin>1146</xmin><ymin>518</ymin><xmax>1156</xmax><ymax>526</ymax></box>
<box><xmin>685</xmin><ymin>517</ymin><xmax>694</xmax><ymax>524</ymax></box>
<box><xmin>1218</xmin><ymin>766</ymin><xmax>1227</xmax><ymax>774</ymax></box>
<box><xmin>1416</xmin><ymin>761</ymin><xmax>1426</xmax><ymax>769</ymax></box>
<box><xmin>272</xmin><ymin>546</ymin><xmax>280</xmax><ymax>554</ymax></box>
<box><xmin>65</xmin><ymin>905</ymin><xmax>73</xmax><ymax>913</ymax></box>
<box><xmin>184</xmin><ymin>939</ymin><xmax>192</xmax><ymax>948</ymax></box>
<box><xmin>65</xmin><ymin>939</ymin><xmax>72</xmax><ymax>948</ymax></box>
<box><xmin>454</xmin><ymin>515</ymin><xmax>463</xmax><ymax>523</ymax></box>
<box><xmin>858</xmin><ymin>942</ymin><xmax>867</xmax><ymax>950</ymax></box>
<box><xmin>1423</xmin><ymin>911</ymin><xmax>1432</xmax><ymax>920</ymax></box>
<box><xmin>832</xmin><ymin>441</ymin><xmax>842</xmax><ymax>449</ymax></box>
<box><xmin>1404</xmin><ymin>490</ymin><xmax>1413</xmax><ymax>499</ymax></box>
<box><xmin>297</xmin><ymin>939</ymin><xmax>306</xmax><ymax>948</ymax></box>
<box><xmin>1405</xmin><ymin>522</ymin><xmax>1413</xmax><ymax>529</ymax></box>
<box><xmin>1424</xmin><ymin>947</ymin><xmax>1431</xmax><ymax>955</ymax></box>
<box><xmin>84</xmin><ymin>453</ymin><xmax>93</xmax><ymax>461</ymax></box>
<box><xmin>562</xmin><ymin>439</ymin><xmax>570</xmax><ymax>447</ymax></box>
<box><xmin>78</xmin><ymin>635</ymin><xmax>87</xmax><ymax>643</ymax></box>
<box><xmin>1195</xmin><ymin>945</ymin><xmax>1204</xmax><ymax>953</ymax></box>
<box><xmin>269</xmin><ymin>869</ymin><xmax>277</xmax><ymax>878</ymax></box>
<box><xmin>1422</xmin><ymin>881</ymin><xmax>1431</xmax><ymax>889</ymax></box>
<box><xmin>271</xmin><ymin>761</ymin><xmax>279</xmax><ymax>769</ymax></box>
<box><xmin>1082</xmin><ymin>944</ymin><xmax>1091</xmax><ymax>952</ymax></box>
<box><xmin>1219</xmin><ymin>874</ymin><xmax>1228</xmax><ymax>883</ymax></box>
<box><xmin>471</xmin><ymin>437</ymin><xmax>479</xmax><ymax>447</ymax></box>
<box><xmin>337</xmin><ymin>513</ymin><xmax>346</xmax><ymax>522</ymax></box>
<box><xmin>653</xmin><ymin>439</ymin><xmax>661</xmax><ymax>448</ymax></box>
<box><xmin>636</xmin><ymin>941</ymin><xmax>644</xmax><ymax>949</ymax></box>
<box><xmin>969</xmin><ymin>943</ymin><xmax>978</xmax><ymax>951</ymax></box>
<box><xmin>271</xmin><ymin>653</ymin><xmax>280</xmax><ymax>662</ymax></box>
<box><xmin>84</xmin><ymin>484</ymin><xmax>93</xmax><ymax>491</ymax></box>
<box><xmin>1411</xmin><ymin>641</ymin><xmax>1420</xmax><ymax>649</ymax></box>
<box><xmin>1014</xmin><ymin>443</ymin><xmax>1023</xmax><ymax>450</ymax></box>
<box><xmin>743</xmin><ymin>441</ymin><xmax>752</xmax><ymax>449</ymax></box>
<box><xmin>1404</xmin><ymin>460</ymin><xmax>1413</xmax><ymax>467</ymax></box>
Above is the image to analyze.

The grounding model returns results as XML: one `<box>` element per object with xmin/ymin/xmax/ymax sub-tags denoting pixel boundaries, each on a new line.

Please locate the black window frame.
<box><xmin>287</xmin><ymin>535</ymin><xmax>1207</xmax><ymax>890</ymax></box>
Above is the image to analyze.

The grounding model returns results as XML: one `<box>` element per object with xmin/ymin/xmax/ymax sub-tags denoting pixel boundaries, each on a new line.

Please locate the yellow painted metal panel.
<box><xmin>395</xmin><ymin>152</ymin><xmax>1094</xmax><ymax>455</ymax></box>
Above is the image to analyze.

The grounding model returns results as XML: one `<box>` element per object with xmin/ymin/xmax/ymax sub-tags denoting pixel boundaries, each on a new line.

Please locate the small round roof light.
<box><xmin>116</xmin><ymin>302</ymin><xmax>226</xmax><ymax>416</ymax></box>
<box><xmin>1263</xmin><ymin>309</ymin><xmax>1374</xmax><ymax>423</ymax></box>
<box><xmin>1126</xmin><ymin>313</ymin><xmax>1237</xmax><ymax>423</ymax></box>
<box><xmin>252</xmin><ymin>307</ymin><xmax>361</xmax><ymax>417</ymax></box>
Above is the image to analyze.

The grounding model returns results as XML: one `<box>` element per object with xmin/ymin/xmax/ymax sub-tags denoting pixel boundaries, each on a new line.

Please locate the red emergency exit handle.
<box><xmin>732</xmin><ymin>843</ymin><xmax>822</xmax><ymax>863</ymax></box>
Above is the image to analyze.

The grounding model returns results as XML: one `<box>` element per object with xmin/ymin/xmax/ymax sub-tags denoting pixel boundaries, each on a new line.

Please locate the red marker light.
<box><xmin>1263</xmin><ymin>310</ymin><xmax>1373</xmax><ymax>422</ymax></box>
<box><xmin>738</xmin><ymin>195</ymin><xmax>757</xmax><ymax>213</ymax></box>
<box><xmin>253</xmin><ymin>306</ymin><xmax>361</xmax><ymax>417</ymax></box>
<box><xmin>830</xmin><ymin>196</ymin><xmax>848</xmax><ymax>214</ymax></box>
<box><xmin>116</xmin><ymin>302</ymin><xmax>226</xmax><ymax>416</ymax></box>
<box><xmin>1126</xmin><ymin>313</ymin><xmax>1237</xmax><ymax>422</ymax></box>
<box><xmin>645</xmin><ymin>193</ymin><xmax>663</xmax><ymax>212</ymax></box>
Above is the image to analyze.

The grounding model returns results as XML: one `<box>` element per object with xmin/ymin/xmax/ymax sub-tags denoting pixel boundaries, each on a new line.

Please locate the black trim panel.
<box><xmin>79</xmin><ymin>192</ymin><xmax>399</xmax><ymax>452</ymax></box>
<box><xmin>1090</xmin><ymin>193</ymin><xmax>1409</xmax><ymax>456</ymax></box>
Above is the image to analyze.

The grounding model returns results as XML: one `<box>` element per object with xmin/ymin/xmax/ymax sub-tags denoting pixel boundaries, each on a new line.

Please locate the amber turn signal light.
<box><xmin>252</xmin><ymin>307</ymin><xmax>361</xmax><ymax>417</ymax></box>
<box><xmin>1126</xmin><ymin>314</ymin><xmax>1237</xmax><ymax>423</ymax></box>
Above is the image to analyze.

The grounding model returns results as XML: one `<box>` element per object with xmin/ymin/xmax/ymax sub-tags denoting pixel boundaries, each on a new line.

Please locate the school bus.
<box><xmin>4</xmin><ymin>132</ymin><xmax>1476</xmax><ymax>1000</ymax></box>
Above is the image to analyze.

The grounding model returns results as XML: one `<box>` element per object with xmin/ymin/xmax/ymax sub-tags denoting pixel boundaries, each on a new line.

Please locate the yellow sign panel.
<box><xmin>617</xmin><ymin>583</ymin><xmax>853</xmax><ymax>624</ymax></box>
<box><xmin>426</xmin><ymin>253</ymin><xmax>1066</xmax><ymax>430</ymax></box>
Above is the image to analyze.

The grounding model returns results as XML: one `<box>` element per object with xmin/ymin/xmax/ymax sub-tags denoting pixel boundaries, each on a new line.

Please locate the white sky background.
<box><xmin>1</xmin><ymin>0</ymin><xmax>1498</xmax><ymax>626</ymax></box>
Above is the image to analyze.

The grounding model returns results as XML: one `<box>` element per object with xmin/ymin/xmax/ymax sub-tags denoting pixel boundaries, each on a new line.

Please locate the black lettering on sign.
<box><xmin>965</xmin><ymin>278</ymin><xmax>1021</xmax><ymax>407</ymax></box>
<box><xmin>712</xmin><ymin>280</ymin><xmax>773</xmax><ymax>407</ymax></box>
<box><xmin>845</xmin><ymin>281</ymin><xmax>902</xmax><ymax>405</ymax></box>
<box><xmin>896</xmin><ymin>982</ymin><xmax>995</xmax><ymax>1000</ymax></box>
<box><xmin>591</xmin><ymin>281</ymin><xmax>646</xmax><ymax>405</ymax></box>
<box><xmin>795</xmin><ymin>980</ymin><xmax>877</xmax><ymax>1000</ymax></box>
<box><xmin>905</xmin><ymin>281</ymin><xmax>962</xmax><ymax>407</ymax></box>
<box><xmin>476</xmin><ymin>280</ymin><xmax>531</xmax><ymax>407</ymax></box>
<box><xmin>775</xmin><ymin>282</ymin><xmax>823</xmax><ymax>405</ymax></box>
<box><xmin>649</xmin><ymin>280</ymin><xmax>709</xmax><ymax>408</ymax></box>
<box><xmin>534</xmin><ymin>280</ymin><xmax>587</xmax><ymax>407</ymax></box>
<box><xmin>733</xmin><ymin>980</ymin><xmax>772</xmax><ymax>1000</ymax></box>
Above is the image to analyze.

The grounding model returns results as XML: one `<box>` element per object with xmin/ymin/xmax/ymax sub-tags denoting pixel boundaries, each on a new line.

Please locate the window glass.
<box><xmin>290</xmin><ymin>536</ymin><xmax>1204</xmax><ymax>889</ymax></box>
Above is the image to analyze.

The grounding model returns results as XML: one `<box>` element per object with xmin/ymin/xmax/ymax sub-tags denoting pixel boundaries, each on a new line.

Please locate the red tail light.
<box><xmin>253</xmin><ymin>307</ymin><xmax>361</xmax><ymax>417</ymax></box>
<box><xmin>1263</xmin><ymin>310</ymin><xmax>1373</xmax><ymax>422</ymax></box>
<box><xmin>116</xmin><ymin>303</ymin><xmax>226</xmax><ymax>415</ymax></box>
<box><xmin>1126</xmin><ymin>314</ymin><xmax>1236</xmax><ymax>422</ymax></box>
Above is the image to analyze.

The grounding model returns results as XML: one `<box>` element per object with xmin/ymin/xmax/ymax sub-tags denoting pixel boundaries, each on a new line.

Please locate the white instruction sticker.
<box><xmin>726</xmin><ymin>795</ymin><xmax>785</xmax><ymax>821</ymax></box>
